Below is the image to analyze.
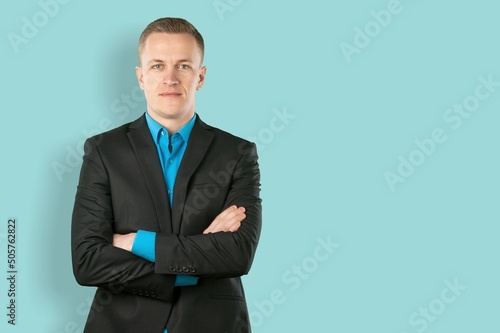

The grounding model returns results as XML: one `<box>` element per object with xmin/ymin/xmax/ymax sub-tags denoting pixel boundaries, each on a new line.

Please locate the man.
<box><xmin>71</xmin><ymin>17</ymin><xmax>261</xmax><ymax>333</ymax></box>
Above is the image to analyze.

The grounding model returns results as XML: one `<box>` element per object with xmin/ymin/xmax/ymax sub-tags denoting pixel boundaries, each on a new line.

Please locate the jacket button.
<box><xmin>151</xmin><ymin>292</ymin><xmax>158</xmax><ymax>298</ymax></box>
<box><xmin>169</xmin><ymin>265</ymin><xmax>176</xmax><ymax>272</ymax></box>
<box><xmin>182</xmin><ymin>266</ymin><xmax>189</xmax><ymax>273</ymax></box>
<box><xmin>138</xmin><ymin>290</ymin><xmax>144</xmax><ymax>296</ymax></box>
<box><xmin>131</xmin><ymin>289</ymin><xmax>137</xmax><ymax>294</ymax></box>
<box><xmin>144</xmin><ymin>291</ymin><xmax>150</xmax><ymax>297</ymax></box>
<box><xmin>189</xmin><ymin>266</ymin><xmax>196</xmax><ymax>273</ymax></box>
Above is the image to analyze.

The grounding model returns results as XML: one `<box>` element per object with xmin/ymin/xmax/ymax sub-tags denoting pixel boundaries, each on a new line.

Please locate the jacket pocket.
<box><xmin>209</xmin><ymin>278</ymin><xmax>246</xmax><ymax>302</ymax></box>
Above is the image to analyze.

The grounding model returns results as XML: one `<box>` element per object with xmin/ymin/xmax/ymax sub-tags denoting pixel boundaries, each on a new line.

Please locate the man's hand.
<box><xmin>112</xmin><ymin>232</ymin><xmax>137</xmax><ymax>252</ymax></box>
<box><xmin>112</xmin><ymin>206</ymin><xmax>245</xmax><ymax>248</ymax></box>
<box><xmin>203</xmin><ymin>205</ymin><xmax>246</xmax><ymax>234</ymax></box>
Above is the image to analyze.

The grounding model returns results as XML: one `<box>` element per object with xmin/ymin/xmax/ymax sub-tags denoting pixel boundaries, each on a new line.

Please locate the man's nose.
<box><xmin>163</xmin><ymin>68</ymin><xmax>179</xmax><ymax>85</ymax></box>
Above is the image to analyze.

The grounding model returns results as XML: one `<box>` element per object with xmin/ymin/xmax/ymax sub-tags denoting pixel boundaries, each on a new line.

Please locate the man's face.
<box><xmin>136</xmin><ymin>32</ymin><xmax>206</xmax><ymax>126</ymax></box>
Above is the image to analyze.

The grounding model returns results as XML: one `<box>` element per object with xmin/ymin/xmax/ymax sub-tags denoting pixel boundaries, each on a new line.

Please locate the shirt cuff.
<box><xmin>175</xmin><ymin>275</ymin><xmax>199</xmax><ymax>287</ymax></box>
<box><xmin>131</xmin><ymin>230</ymin><xmax>198</xmax><ymax>287</ymax></box>
<box><xmin>132</xmin><ymin>230</ymin><xmax>156</xmax><ymax>262</ymax></box>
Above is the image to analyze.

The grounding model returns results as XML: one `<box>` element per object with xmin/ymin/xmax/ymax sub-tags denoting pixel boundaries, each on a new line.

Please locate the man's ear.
<box><xmin>135</xmin><ymin>66</ymin><xmax>144</xmax><ymax>90</ymax></box>
<box><xmin>197</xmin><ymin>66</ymin><xmax>207</xmax><ymax>90</ymax></box>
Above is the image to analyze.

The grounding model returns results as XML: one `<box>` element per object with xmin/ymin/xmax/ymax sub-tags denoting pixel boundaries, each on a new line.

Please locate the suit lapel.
<box><xmin>127</xmin><ymin>115</ymin><xmax>173</xmax><ymax>233</ymax></box>
<box><xmin>172</xmin><ymin>117</ymin><xmax>214</xmax><ymax>234</ymax></box>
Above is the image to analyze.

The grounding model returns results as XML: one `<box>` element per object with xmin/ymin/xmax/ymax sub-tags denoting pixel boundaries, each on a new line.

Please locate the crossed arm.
<box><xmin>112</xmin><ymin>205</ymin><xmax>247</xmax><ymax>252</ymax></box>
<box><xmin>112</xmin><ymin>206</ymin><xmax>246</xmax><ymax>287</ymax></box>
<box><xmin>72</xmin><ymin>137</ymin><xmax>261</xmax><ymax>302</ymax></box>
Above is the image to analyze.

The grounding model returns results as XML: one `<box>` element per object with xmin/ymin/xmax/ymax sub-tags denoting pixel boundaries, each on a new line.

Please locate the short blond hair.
<box><xmin>138</xmin><ymin>17</ymin><xmax>204</xmax><ymax>64</ymax></box>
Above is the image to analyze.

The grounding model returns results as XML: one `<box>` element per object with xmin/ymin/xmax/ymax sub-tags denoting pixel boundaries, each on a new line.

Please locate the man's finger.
<box><xmin>203</xmin><ymin>208</ymin><xmax>246</xmax><ymax>234</ymax></box>
<box><xmin>228</xmin><ymin>221</ymin><xmax>241</xmax><ymax>232</ymax></box>
<box><xmin>218</xmin><ymin>205</ymin><xmax>237</xmax><ymax>219</ymax></box>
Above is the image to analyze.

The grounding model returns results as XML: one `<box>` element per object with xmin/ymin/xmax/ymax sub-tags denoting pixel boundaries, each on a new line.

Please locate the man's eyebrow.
<box><xmin>145</xmin><ymin>58</ymin><xmax>194</xmax><ymax>65</ymax></box>
<box><xmin>146</xmin><ymin>59</ymin><xmax>165</xmax><ymax>64</ymax></box>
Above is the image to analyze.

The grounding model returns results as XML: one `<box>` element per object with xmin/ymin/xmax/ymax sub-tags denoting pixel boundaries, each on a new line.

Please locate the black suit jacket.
<box><xmin>71</xmin><ymin>114</ymin><xmax>261</xmax><ymax>332</ymax></box>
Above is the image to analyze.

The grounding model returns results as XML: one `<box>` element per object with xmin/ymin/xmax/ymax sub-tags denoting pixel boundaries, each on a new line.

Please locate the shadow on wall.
<box><xmin>97</xmin><ymin>28</ymin><xmax>144</xmax><ymax>118</ymax></box>
<box><xmin>45</xmin><ymin>31</ymin><xmax>146</xmax><ymax>331</ymax></box>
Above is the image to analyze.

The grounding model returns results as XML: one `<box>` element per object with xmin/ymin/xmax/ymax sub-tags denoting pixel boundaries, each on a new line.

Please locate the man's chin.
<box><xmin>149</xmin><ymin>108</ymin><xmax>192</xmax><ymax>120</ymax></box>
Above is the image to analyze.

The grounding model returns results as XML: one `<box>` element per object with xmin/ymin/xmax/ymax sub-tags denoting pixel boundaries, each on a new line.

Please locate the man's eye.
<box><xmin>152</xmin><ymin>64</ymin><xmax>163</xmax><ymax>70</ymax></box>
<box><xmin>179</xmin><ymin>64</ymin><xmax>190</xmax><ymax>70</ymax></box>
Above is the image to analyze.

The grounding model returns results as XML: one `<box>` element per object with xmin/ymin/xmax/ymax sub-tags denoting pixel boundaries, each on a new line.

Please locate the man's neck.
<box><xmin>147</xmin><ymin>110</ymin><xmax>195</xmax><ymax>135</ymax></box>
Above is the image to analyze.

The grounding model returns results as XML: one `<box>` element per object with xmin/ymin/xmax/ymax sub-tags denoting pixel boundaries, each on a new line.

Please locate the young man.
<box><xmin>71</xmin><ymin>17</ymin><xmax>262</xmax><ymax>332</ymax></box>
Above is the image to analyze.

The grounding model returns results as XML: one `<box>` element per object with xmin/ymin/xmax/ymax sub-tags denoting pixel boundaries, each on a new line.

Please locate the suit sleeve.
<box><xmin>154</xmin><ymin>142</ymin><xmax>262</xmax><ymax>279</ymax></box>
<box><xmin>132</xmin><ymin>231</ymin><xmax>199</xmax><ymax>286</ymax></box>
<box><xmin>71</xmin><ymin>138</ymin><xmax>176</xmax><ymax>302</ymax></box>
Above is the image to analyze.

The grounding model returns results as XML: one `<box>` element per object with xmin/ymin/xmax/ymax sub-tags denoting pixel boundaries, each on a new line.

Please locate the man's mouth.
<box><xmin>159</xmin><ymin>92</ymin><xmax>182</xmax><ymax>97</ymax></box>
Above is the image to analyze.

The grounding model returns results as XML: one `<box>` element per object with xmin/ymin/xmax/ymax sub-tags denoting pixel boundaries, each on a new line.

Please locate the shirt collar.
<box><xmin>145</xmin><ymin>112</ymin><xmax>197</xmax><ymax>144</ymax></box>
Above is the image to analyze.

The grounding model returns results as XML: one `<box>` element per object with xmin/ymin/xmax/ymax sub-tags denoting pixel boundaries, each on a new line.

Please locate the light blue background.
<box><xmin>1</xmin><ymin>0</ymin><xmax>499</xmax><ymax>331</ymax></box>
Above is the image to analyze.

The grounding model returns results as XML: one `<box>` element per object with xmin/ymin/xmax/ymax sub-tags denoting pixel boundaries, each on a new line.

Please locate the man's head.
<box><xmin>136</xmin><ymin>18</ymin><xmax>206</xmax><ymax>132</ymax></box>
